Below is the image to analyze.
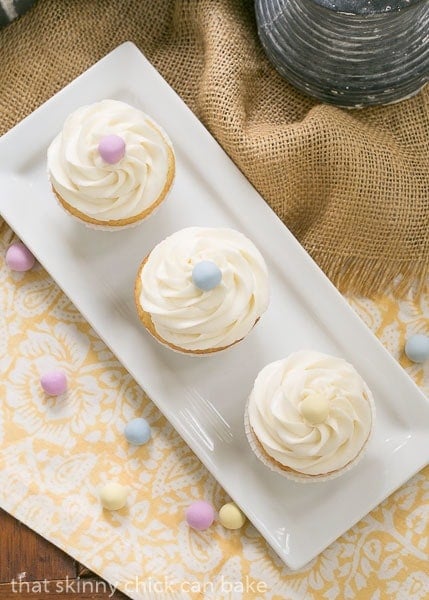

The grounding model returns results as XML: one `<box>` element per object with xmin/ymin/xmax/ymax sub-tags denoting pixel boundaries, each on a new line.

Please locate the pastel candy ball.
<box><xmin>124</xmin><ymin>418</ymin><xmax>151</xmax><ymax>445</ymax></box>
<box><xmin>405</xmin><ymin>334</ymin><xmax>429</xmax><ymax>363</ymax></box>
<box><xmin>185</xmin><ymin>500</ymin><xmax>215</xmax><ymax>530</ymax></box>
<box><xmin>218</xmin><ymin>502</ymin><xmax>246</xmax><ymax>530</ymax></box>
<box><xmin>192</xmin><ymin>260</ymin><xmax>222</xmax><ymax>291</ymax></box>
<box><xmin>99</xmin><ymin>483</ymin><xmax>128</xmax><ymax>511</ymax></box>
<box><xmin>40</xmin><ymin>370</ymin><xmax>67</xmax><ymax>396</ymax></box>
<box><xmin>6</xmin><ymin>242</ymin><xmax>36</xmax><ymax>272</ymax></box>
<box><xmin>98</xmin><ymin>134</ymin><xmax>126</xmax><ymax>164</ymax></box>
<box><xmin>300</xmin><ymin>395</ymin><xmax>330</xmax><ymax>425</ymax></box>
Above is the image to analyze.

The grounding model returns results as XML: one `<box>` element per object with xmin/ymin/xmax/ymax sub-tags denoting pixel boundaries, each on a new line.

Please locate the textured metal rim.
<box><xmin>255</xmin><ymin>0</ymin><xmax>429</xmax><ymax>107</ymax></box>
<box><xmin>312</xmin><ymin>0</ymin><xmax>425</xmax><ymax>15</ymax></box>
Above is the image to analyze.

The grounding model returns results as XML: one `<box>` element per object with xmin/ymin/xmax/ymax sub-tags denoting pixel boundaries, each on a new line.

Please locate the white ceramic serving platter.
<box><xmin>1</xmin><ymin>42</ymin><xmax>428</xmax><ymax>571</ymax></box>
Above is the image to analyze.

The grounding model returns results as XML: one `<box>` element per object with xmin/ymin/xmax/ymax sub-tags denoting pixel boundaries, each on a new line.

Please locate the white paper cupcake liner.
<box><xmin>244</xmin><ymin>400</ymin><xmax>375</xmax><ymax>483</ymax></box>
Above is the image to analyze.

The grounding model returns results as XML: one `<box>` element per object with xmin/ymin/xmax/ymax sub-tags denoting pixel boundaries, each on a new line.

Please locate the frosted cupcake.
<box><xmin>134</xmin><ymin>227</ymin><xmax>269</xmax><ymax>354</ymax></box>
<box><xmin>47</xmin><ymin>99</ymin><xmax>175</xmax><ymax>229</ymax></box>
<box><xmin>245</xmin><ymin>351</ymin><xmax>375</xmax><ymax>482</ymax></box>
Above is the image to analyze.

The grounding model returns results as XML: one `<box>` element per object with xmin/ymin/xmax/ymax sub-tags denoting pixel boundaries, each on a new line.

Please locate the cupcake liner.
<box><xmin>244</xmin><ymin>400</ymin><xmax>374</xmax><ymax>483</ymax></box>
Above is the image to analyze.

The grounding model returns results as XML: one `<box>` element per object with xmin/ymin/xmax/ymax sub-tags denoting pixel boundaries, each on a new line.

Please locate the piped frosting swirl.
<box><xmin>248</xmin><ymin>351</ymin><xmax>374</xmax><ymax>475</ymax></box>
<box><xmin>137</xmin><ymin>227</ymin><xmax>269</xmax><ymax>351</ymax></box>
<box><xmin>47</xmin><ymin>99</ymin><xmax>173</xmax><ymax>222</ymax></box>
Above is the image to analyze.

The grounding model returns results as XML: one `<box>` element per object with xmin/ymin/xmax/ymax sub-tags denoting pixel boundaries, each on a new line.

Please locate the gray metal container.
<box><xmin>255</xmin><ymin>0</ymin><xmax>429</xmax><ymax>107</ymax></box>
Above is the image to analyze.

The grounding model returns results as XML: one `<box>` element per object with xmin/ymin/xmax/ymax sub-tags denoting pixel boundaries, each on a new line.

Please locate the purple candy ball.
<box><xmin>185</xmin><ymin>501</ymin><xmax>215</xmax><ymax>531</ymax></box>
<box><xmin>6</xmin><ymin>242</ymin><xmax>36</xmax><ymax>272</ymax></box>
<box><xmin>98</xmin><ymin>134</ymin><xmax>126</xmax><ymax>164</ymax></box>
<box><xmin>40</xmin><ymin>370</ymin><xmax>68</xmax><ymax>396</ymax></box>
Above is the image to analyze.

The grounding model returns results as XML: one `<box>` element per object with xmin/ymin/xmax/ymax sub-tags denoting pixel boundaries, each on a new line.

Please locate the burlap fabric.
<box><xmin>1</xmin><ymin>0</ymin><xmax>428</xmax><ymax>295</ymax></box>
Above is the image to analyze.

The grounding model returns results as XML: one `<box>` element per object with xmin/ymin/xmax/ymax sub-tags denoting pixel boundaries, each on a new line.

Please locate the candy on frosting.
<box><xmin>248</xmin><ymin>351</ymin><xmax>374</xmax><ymax>476</ymax></box>
<box><xmin>47</xmin><ymin>99</ymin><xmax>173</xmax><ymax>222</ymax></box>
<box><xmin>137</xmin><ymin>227</ymin><xmax>269</xmax><ymax>351</ymax></box>
<box><xmin>300</xmin><ymin>394</ymin><xmax>330</xmax><ymax>425</ymax></box>
<box><xmin>192</xmin><ymin>260</ymin><xmax>222</xmax><ymax>291</ymax></box>
<box><xmin>6</xmin><ymin>242</ymin><xmax>36</xmax><ymax>272</ymax></box>
<box><xmin>98</xmin><ymin>134</ymin><xmax>126</xmax><ymax>164</ymax></box>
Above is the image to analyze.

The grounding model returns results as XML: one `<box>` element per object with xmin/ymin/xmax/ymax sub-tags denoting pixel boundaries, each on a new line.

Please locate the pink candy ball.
<box><xmin>185</xmin><ymin>501</ymin><xmax>215</xmax><ymax>531</ymax></box>
<box><xmin>98</xmin><ymin>134</ymin><xmax>126</xmax><ymax>164</ymax></box>
<box><xmin>40</xmin><ymin>370</ymin><xmax>68</xmax><ymax>396</ymax></box>
<box><xmin>6</xmin><ymin>242</ymin><xmax>36</xmax><ymax>272</ymax></box>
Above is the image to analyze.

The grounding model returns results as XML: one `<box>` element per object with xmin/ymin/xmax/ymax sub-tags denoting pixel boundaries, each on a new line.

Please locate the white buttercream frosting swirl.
<box><xmin>138</xmin><ymin>227</ymin><xmax>270</xmax><ymax>351</ymax></box>
<box><xmin>47</xmin><ymin>99</ymin><xmax>173</xmax><ymax>222</ymax></box>
<box><xmin>248</xmin><ymin>351</ymin><xmax>374</xmax><ymax>475</ymax></box>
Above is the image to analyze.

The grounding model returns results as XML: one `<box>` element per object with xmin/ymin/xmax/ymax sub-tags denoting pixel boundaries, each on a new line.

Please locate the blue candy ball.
<box><xmin>405</xmin><ymin>334</ymin><xmax>429</xmax><ymax>363</ymax></box>
<box><xmin>124</xmin><ymin>418</ymin><xmax>151</xmax><ymax>445</ymax></box>
<box><xmin>192</xmin><ymin>260</ymin><xmax>222</xmax><ymax>291</ymax></box>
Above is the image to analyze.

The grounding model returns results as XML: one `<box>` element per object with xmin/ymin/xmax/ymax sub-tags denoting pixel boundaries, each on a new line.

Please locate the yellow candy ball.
<box><xmin>300</xmin><ymin>395</ymin><xmax>330</xmax><ymax>425</ymax></box>
<box><xmin>219</xmin><ymin>503</ymin><xmax>246</xmax><ymax>530</ymax></box>
<box><xmin>99</xmin><ymin>483</ymin><xmax>128</xmax><ymax>511</ymax></box>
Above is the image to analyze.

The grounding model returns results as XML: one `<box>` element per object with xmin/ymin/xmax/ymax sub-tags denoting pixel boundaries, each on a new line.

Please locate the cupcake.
<box><xmin>47</xmin><ymin>99</ymin><xmax>175</xmax><ymax>229</ymax></box>
<box><xmin>134</xmin><ymin>227</ymin><xmax>270</xmax><ymax>354</ymax></box>
<box><xmin>245</xmin><ymin>351</ymin><xmax>375</xmax><ymax>482</ymax></box>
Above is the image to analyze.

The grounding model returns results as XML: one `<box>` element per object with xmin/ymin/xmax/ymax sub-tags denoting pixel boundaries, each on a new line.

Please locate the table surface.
<box><xmin>0</xmin><ymin>509</ymin><xmax>126</xmax><ymax>599</ymax></box>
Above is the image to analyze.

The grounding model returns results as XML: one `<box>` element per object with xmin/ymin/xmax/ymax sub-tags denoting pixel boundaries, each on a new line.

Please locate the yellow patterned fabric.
<box><xmin>0</xmin><ymin>219</ymin><xmax>428</xmax><ymax>600</ymax></box>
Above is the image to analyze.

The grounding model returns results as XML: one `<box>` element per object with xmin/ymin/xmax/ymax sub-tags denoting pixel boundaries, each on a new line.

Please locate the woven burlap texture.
<box><xmin>1</xmin><ymin>0</ymin><xmax>428</xmax><ymax>295</ymax></box>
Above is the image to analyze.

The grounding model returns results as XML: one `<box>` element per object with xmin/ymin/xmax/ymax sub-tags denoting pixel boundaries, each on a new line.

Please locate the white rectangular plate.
<box><xmin>1</xmin><ymin>42</ymin><xmax>428</xmax><ymax>571</ymax></box>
